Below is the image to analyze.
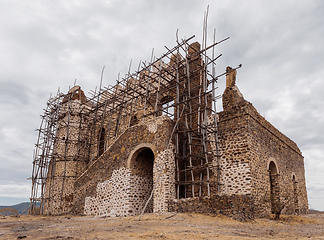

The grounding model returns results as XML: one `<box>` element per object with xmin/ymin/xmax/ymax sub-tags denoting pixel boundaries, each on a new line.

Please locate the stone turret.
<box><xmin>43</xmin><ymin>86</ymin><xmax>88</xmax><ymax>215</ymax></box>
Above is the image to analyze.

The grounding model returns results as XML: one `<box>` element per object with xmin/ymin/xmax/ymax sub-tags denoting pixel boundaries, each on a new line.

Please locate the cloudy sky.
<box><xmin>0</xmin><ymin>0</ymin><xmax>323</xmax><ymax>210</ymax></box>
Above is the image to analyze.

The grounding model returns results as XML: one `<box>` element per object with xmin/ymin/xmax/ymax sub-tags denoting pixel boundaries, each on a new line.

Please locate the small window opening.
<box><xmin>98</xmin><ymin>128</ymin><xmax>105</xmax><ymax>156</ymax></box>
<box><xmin>162</xmin><ymin>100</ymin><xmax>174</xmax><ymax>120</ymax></box>
<box><xmin>130</xmin><ymin>115</ymin><xmax>138</xmax><ymax>126</ymax></box>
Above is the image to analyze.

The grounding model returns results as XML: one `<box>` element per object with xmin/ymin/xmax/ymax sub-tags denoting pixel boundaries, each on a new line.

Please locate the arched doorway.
<box><xmin>129</xmin><ymin>147</ymin><xmax>154</xmax><ymax>214</ymax></box>
<box><xmin>269</xmin><ymin>161</ymin><xmax>280</xmax><ymax>213</ymax></box>
<box><xmin>292</xmin><ymin>175</ymin><xmax>299</xmax><ymax>214</ymax></box>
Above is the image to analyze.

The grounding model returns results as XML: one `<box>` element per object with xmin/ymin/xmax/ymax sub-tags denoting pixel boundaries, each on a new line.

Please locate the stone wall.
<box><xmin>153</xmin><ymin>147</ymin><xmax>176</xmax><ymax>213</ymax></box>
<box><xmin>168</xmin><ymin>195</ymin><xmax>256</xmax><ymax>220</ymax></box>
<box><xmin>83</xmin><ymin>145</ymin><xmax>176</xmax><ymax>217</ymax></box>
<box><xmin>216</xmin><ymin>108</ymin><xmax>252</xmax><ymax>196</ymax></box>
<box><xmin>73</xmin><ymin>115</ymin><xmax>175</xmax><ymax>216</ymax></box>
<box><xmin>218</xmin><ymin>80</ymin><xmax>308</xmax><ymax>215</ymax></box>
<box><xmin>83</xmin><ymin>167</ymin><xmax>153</xmax><ymax>217</ymax></box>
<box><xmin>244</xmin><ymin>102</ymin><xmax>308</xmax><ymax>214</ymax></box>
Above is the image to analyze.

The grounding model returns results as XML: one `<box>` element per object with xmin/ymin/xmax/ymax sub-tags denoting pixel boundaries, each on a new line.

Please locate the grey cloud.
<box><xmin>0</xmin><ymin>81</ymin><xmax>30</xmax><ymax>106</ymax></box>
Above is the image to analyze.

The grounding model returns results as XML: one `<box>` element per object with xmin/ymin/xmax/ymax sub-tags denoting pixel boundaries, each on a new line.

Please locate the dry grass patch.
<box><xmin>1</xmin><ymin>213</ymin><xmax>324</xmax><ymax>239</ymax></box>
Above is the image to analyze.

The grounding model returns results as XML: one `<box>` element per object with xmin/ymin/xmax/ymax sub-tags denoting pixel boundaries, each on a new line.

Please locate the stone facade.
<box><xmin>69</xmin><ymin>115</ymin><xmax>175</xmax><ymax>216</ymax></box>
<box><xmin>41</xmin><ymin>49</ymin><xmax>308</xmax><ymax>218</ymax></box>
<box><xmin>168</xmin><ymin>195</ymin><xmax>255</xmax><ymax>220</ymax></box>
<box><xmin>215</xmin><ymin>67</ymin><xmax>308</xmax><ymax>215</ymax></box>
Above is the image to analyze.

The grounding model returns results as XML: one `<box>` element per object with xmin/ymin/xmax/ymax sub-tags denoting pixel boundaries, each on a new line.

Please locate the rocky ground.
<box><xmin>0</xmin><ymin>212</ymin><xmax>324</xmax><ymax>239</ymax></box>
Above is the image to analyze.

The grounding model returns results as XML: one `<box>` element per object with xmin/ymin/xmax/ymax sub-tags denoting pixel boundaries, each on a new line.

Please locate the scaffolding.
<box><xmin>30</xmin><ymin>22</ymin><xmax>241</xmax><ymax>214</ymax></box>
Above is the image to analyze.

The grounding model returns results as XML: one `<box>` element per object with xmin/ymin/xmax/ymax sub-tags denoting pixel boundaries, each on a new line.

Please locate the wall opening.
<box><xmin>130</xmin><ymin>147</ymin><xmax>154</xmax><ymax>214</ymax></box>
<box><xmin>160</xmin><ymin>96</ymin><xmax>174</xmax><ymax>120</ymax></box>
<box><xmin>130</xmin><ymin>115</ymin><xmax>138</xmax><ymax>126</ymax></box>
<box><xmin>292</xmin><ymin>175</ymin><xmax>299</xmax><ymax>214</ymax></box>
<box><xmin>98</xmin><ymin>128</ymin><xmax>105</xmax><ymax>156</ymax></box>
<box><xmin>269</xmin><ymin>161</ymin><xmax>280</xmax><ymax>214</ymax></box>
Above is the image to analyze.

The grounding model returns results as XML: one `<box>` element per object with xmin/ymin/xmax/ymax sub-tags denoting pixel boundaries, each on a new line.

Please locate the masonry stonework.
<box><xmin>35</xmin><ymin>41</ymin><xmax>308</xmax><ymax>218</ymax></box>
<box><xmin>216</xmin><ymin>67</ymin><xmax>308</xmax><ymax>215</ymax></box>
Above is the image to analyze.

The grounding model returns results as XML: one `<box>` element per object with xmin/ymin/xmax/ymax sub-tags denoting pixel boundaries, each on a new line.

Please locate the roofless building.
<box><xmin>30</xmin><ymin>33</ymin><xmax>308</xmax><ymax>218</ymax></box>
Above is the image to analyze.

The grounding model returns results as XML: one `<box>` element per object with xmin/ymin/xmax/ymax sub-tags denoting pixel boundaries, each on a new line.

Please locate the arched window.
<box><xmin>98</xmin><ymin>128</ymin><xmax>105</xmax><ymax>156</ymax></box>
<box><xmin>269</xmin><ymin>161</ymin><xmax>278</xmax><ymax>175</ymax></box>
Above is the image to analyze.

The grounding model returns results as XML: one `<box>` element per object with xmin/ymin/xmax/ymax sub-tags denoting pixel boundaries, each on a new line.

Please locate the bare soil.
<box><xmin>1</xmin><ymin>212</ymin><xmax>324</xmax><ymax>239</ymax></box>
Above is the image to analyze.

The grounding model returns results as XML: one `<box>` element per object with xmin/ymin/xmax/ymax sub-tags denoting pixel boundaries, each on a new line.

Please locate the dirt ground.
<box><xmin>1</xmin><ymin>212</ymin><xmax>324</xmax><ymax>240</ymax></box>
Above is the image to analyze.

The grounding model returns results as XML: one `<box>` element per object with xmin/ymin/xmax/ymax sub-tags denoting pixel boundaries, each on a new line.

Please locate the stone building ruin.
<box><xmin>30</xmin><ymin>34</ymin><xmax>308</xmax><ymax>218</ymax></box>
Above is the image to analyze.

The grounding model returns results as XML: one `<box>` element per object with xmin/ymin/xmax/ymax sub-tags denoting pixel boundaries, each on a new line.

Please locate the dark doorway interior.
<box><xmin>131</xmin><ymin>148</ymin><xmax>154</xmax><ymax>213</ymax></box>
<box><xmin>269</xmin><ymin>161</ymin><xmax>280</xmax><ymax>214</ymax></box>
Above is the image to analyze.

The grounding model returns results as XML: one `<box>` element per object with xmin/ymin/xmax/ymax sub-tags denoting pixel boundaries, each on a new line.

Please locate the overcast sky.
<box><xmin>0</xmin><ymin>0</ymin><xmax>323</xmax><ymax>210</ymax></box>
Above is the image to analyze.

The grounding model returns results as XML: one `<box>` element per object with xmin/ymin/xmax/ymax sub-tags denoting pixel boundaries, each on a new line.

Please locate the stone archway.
<box><xmin>128</xmin><ymin>147</ymin><xmax>155</xmax><ymax>214</ymax></box>
<box><xmin>269</xmin><ymin>161</ymin><xmax>280</xmax><ymax>214</ymax></box>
